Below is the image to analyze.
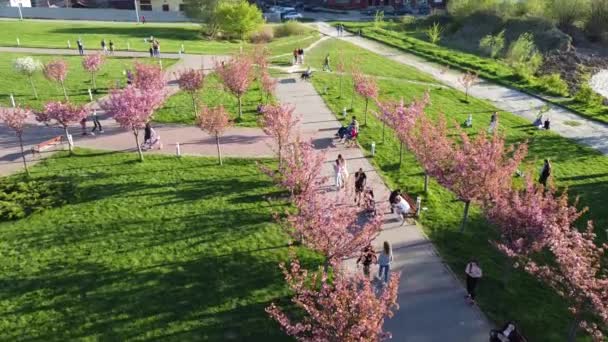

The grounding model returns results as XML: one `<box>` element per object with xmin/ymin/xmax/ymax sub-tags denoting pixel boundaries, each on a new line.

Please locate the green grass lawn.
<box><xmin>340</xmin><ymin>22</ymin><xmax>608</xmax><ymax>125</ymax></box>
<box><xmin>0</xmin><ymin>20</ymin><xmax>319</xmax><ymax>57</ymax></box>
<box><xmin>154</xmin><ymin>73</ymin><xmax>266</xmax><ymax>127</ymax></box>
<box><xmin>0</xmin><ymin>149</ymin><xmax>319</xmax><ymax>340</ymax></box>
<box><xmin>0</xmin><ymin>52</ymin><xmax>176</xmax><ymax>110</ymax></box>
<box><xmin>308</xmin><ymin>39</ymin><xmax>608</xmax><ymax>341</ymax></box>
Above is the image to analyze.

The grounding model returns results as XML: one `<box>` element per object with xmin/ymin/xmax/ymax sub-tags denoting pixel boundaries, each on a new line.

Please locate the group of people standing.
<box><xmin>293</xmin><ymin>48</ymin><xmax>305</xmax><ymax>65</ymax></box>
<box><xmin>335</xmin><ymin>23</ymin><xmax>345</xmax><ymax>37</ymax></box>
<box><xmin>100</xmin><ymin>39</ymin><xmax>115</xmax><ymax>55</ymax></box>
<box><xmin>149</xmin><ymin>38</ymin><xmax>161</xmax><ymax>58</ymax></box>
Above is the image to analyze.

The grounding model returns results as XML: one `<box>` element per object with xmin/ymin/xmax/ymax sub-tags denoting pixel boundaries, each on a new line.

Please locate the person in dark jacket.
<box><xmin>388</xmin><ymin>189</ymin><xmax>401</xmax><ymax>214</ymax></box>
<box><xmin>539</xmin><ymin>159</ymin><xmax>551</xmax><ymax>187</ymax></box>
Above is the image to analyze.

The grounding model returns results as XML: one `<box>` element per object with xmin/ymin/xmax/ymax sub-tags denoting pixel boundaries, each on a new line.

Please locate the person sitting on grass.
<box><xmin>464</xmin><ymin>114</ymin><xmax>473</xmax><ymax>128</ymax></box>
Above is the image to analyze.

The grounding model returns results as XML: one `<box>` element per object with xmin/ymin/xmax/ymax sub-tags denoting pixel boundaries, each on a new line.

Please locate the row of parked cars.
<box><xmin>266</xmin><ymin>5</ymin><xmax>304</xmax><ymax>20</ymax></box>
<box><xmin>360</xmin><ymin>4</ymin><xmax>431</xmax><ymax>16</ymax></box>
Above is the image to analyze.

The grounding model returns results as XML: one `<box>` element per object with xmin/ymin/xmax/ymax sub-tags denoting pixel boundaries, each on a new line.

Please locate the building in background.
<box><xmin>325</xmin><ymin>0</ymin><xmax>447</xmax><ymax>10</ymax></box>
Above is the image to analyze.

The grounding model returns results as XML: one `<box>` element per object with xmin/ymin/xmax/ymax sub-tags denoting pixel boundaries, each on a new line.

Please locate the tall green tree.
<box><xmin>215</xmin><ymin>0</ymin><xmax>264</xmax><ymax>40</ymax></box>
<box><xmin>183</xmin><ymin>0</ymin><xmax>234</xmax><ymax>37</ymax></box>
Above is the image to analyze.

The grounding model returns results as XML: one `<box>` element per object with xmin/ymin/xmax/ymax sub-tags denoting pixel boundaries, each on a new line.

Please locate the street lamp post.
<box><xmin>17</xmin><ymin>2</ymin><xmax>23</xmax><ymax>21</ymax></box>
<box><xmin>134</xmin><ymin>0</ymin><xmax>140</xmax><ymax>23</ymax></box>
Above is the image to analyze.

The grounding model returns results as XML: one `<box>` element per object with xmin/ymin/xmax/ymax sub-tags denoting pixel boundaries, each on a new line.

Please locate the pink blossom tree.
<box><xmin>196</xmin><ymin>105</ymin><xmax>232</xmax><ymax>165</ymax></box>
<box><xmin>260</xmin><ymin>70</ymin><xmax>276</xmax><ymax>104</ymax></box>
<box><xmin>35</xmin><ymin>101</ymin><xmax>87</xmax><ymax>155</ymax></box>
<box><xmin>260</xmin><ymin>103</ymin><xmax>299</xmax><ymax>167</ymax></box>
<box><xmin>251</xmin><ymin>47</ymin><xmax>270</xmax><ymax>102</ymax></box>
<box><xmin>337</xmin><ymin>50</ymin><xmax>346</xmax><ymax>98</ymax></box>
<box><xmin>432</xmin><ymin>128</ymin><xmax>528</xmax><ymax>232</ymax></box>
<box><xmin>177</xmin><ymin>68</ymin><xmax>205</xmax><ymax>116</ymax></box>
<box><xmin>81</xmin><ymin>53</ymin><xmax>105</xmax><ymax>91</ymax></box>
<box><xmin>353</xmin><ymin>70</ymin><xmax>379</xmax><ymax>126</ymax></box>
<box><xmin>458</xmin><ymin>71</ymin><xmax>479</xmax><ymax>102</ymax></box>
<box><xmin>134</xmin><ymin>61</ymin><xmax>165</xmax><ymax>93</ymax></box>
<box><xmin>43</xmin><ymin>59</ymin><xmax>69</xmax><ymax>101</ymax></box>
<box><xmin>287</xmin><ymin>190</ymin><xmax>383</xmax><ymax>267</ymax></box>
<box><xmin>260</xmin><ymin>138</ymin><xmax>326</xmax><ymax>199</ymax></box>
<box><xmin>101</xmin><ymin>86</ymin><xmax>164</xmax><ymax>161</ymax></box>
<box><xmin>0</xmin><ymin>106</ymin><xmax>32</xmax><ymax>176</ymax></box>
<box><xmin>215</xmin><ymin>55</ymin><xmax>253</xmax><ymax>120</ymax></box>
<box><xmin>266</xmin><ymin>258</ymin><xmax>400</xmax><ymax>341</ymax></box>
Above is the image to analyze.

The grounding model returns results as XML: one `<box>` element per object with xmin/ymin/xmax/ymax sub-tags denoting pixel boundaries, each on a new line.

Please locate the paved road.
<box><xmin>315</xmin><ymin>22</ymin><xmax>608</xmax><ymax>156</ymax></box>
<box><xmin>275</xmin><ymin>75</ymin><xmax>491</xmax><ymax>341</ymax></box>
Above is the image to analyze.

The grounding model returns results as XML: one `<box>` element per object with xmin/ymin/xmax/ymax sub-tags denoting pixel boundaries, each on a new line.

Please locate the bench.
<box><xmin>400</xmin><ymin>192</ymin><xmax>418</xmax><ymax>219</ymax></box>
<box><xmin>31</xmin><ymin>136</ymin><xmax>63</xmax><ymax>157</ymax></box>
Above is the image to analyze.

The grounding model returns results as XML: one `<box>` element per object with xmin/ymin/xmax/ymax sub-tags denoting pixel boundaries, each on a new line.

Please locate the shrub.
<box><xmin>585</xmin><ymin>0</ymin><xmax>608</xmax><ymax>42</ymax></box>
<box><xmin>273</xmin><ymin>21</ymin><xmax>308</xmax><ymax>38</ymax></box>
<box><xmin>538</xmin><ymin>73</ymin><xmax>570</xmax><ymax>97</ymax></box>
<box><xmin>506</xmin><ymin>33</ymin><xmax>543</xmax><ymax>78</ymax></box>
<box><xmin>447</xmin><ymin>0</ymin><xmax>499</xmax><ymax>18</ymax></box>
<box><xmin>215</xmin><ymin>0</ymin><xmax>264</xmax><ymax>40</ymax></box>
<box><xmin>549</xmin><ymin>0</ymin><xmax>591</xmax><ymax>27</ymax></box>
<box><xmin>399</xmin><ymin>15</ymin><xmax>416</xmax><ymax>26</ymax></box>
<box><xmin>575</xmin><ymin>82</ymin><xmax>604</xmax><ymax>106</ymax></box>
<box><xmin>479</xmin><ymin>29</ymin><xmax>505</xmax><ymax>58</ymax></box>
<box><xmin>427</xmin><ymin>22</ymin><xmax>443</xmax><ymax>44</ymax></box>
<box><xmin>250</xmin><ymin>26</ymin><xmax>274</xmax><ymax>43</ymax></box>
<box><xmin>0</xmin><ymin>178</ymin><xmax>72</xmax><ymax>221</ymax></box>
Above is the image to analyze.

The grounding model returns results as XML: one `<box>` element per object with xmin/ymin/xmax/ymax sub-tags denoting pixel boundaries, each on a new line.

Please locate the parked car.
<box><xmin>282</xmin><ymin>11</ymin><xmax>303</xmax><ymax>20</ymax></box>
<box><xmin>417</xmin><ymin>5</ymin><xmax>431</xmax><ymax>15</ymax></box>
<box><xmin>392</xmin><ymin>5</ymin><xmax>413</xmax><ymax>15</ymax></box>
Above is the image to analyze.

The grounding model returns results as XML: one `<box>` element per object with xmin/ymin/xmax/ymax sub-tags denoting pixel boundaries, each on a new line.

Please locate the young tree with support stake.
<box><xmin>337</xmin><ymin>50</ymin><xmax>346</xmax><ymax>98</ymax></box>
<box><xmin>353</xmin><ymin>70</ymin><xmax>379</xmax><ymax>126</ymax></box>
<box><xmin>458</xmin><ymin>71</ymin><xmax>479</xmax><ymax>102</ymax></box>
<box><xmin>266</xmin><ymin>257</ymin><xmax>400</xmax><ymax>341</ymax></box>
<box><xmin>215</xmin><ymin>55</ymin><xmax>253</xmax><ymax>120</ymax></box>
<box><xmin>196</xmin><ymin>105</ymin><xmax>231</xmax><ymax>165</ymax></box>
<box><xmin>177</xmin><ymin>68</ymin><xmax>205</xmax><ymax>117</ymax></box>
<box><xmin>81</xmin><ymin>53</ymin><xmax>105</xmax><ymax>91</ymax></box>
<box><xmin>101</xmin><ymin>86</ymin><xmax>164</xmax><ymax>162</ymax></box>
<box><xmin>432</xmin><ymin>127</ymin><xmax>527</xmax><ymax>233</ymax></box>
<box><xmin>259</xmin><ymin>103</ymin><xmax>299</xmax><ymax>168</ymax></box>
<box><xmin>35</xmin><ymin>101</ymin><xmax>87</xmax><ymax>155</ymax></box>
<box><xmin>14</xmin><ymin>56</ymin><xmax>42</xmax><ymax>100</ymax></box>
<box><xmin>43</xmin><ymin>59</ymin><xmax>69</xmax><ymax>101</ymax></box>
<box><xmin>260</xmin><ymin>70</ymin><xmax>276</xmax><ymax>104</ymax></box>
<box><xmin>0</xmin><ymin>106</ymin><xmax>32</xmax><ymax>176</ymax></box>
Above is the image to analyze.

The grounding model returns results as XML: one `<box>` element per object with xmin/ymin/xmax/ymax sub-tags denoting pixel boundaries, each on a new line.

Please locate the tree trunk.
<box><xmin>92</xmin><ymin>72</ymin><xmax>97</xmax><ymax>90</ymax></box>
<box><xmin>567</xmin><ymin>317</ymin><xmax>580</xmax><ymax>342</ymax></box>
<box><xmin>133</xmin><ymin>129</ymin><xmax>144</xmax><ymax>162</ymax></box>
<box><xmin>364</xmin><ymin>97</ymin><xmax>369</xmax><ymax>126</ymax></box>
<box><xmin>191</xmin><ymin>93</ymin><xmax>198</xmax><ymax>118</ymax></box>
<box><xmin>237</xmin><ymin>95</ymin><xmax>243</xmax><ymax>119</ymax></box>
<box><xmin>60</xmin><ymin>80</ymin><xmax>69</xmax><ymax>101</ymax></box>
<box><xmin>460</xmin><ymin>200</ymin><xmax>471</xmax><ymax>233</ymax></box>
<box><xmin>28</xmin><ymin>75</ymin><xmax>38</xmax><ymax>99</ymax></box>
<box><xmin>64</xmin><ymin>127</ymin><xmax>73</xmax><ymax>155</ymax></box>
<box><xmin>399</xmin><ymin>141</ymin><xmax>403</xmax><ymax>167</ymax></box>
<box><xmin>18</xmin><ymin>134</ymin><xmax>30</xmax><ymax>177</ymax></box>
<box><xmin>382</xmin><ymin>120</ymin><xmax>386</xmax><ymax>142</ymax></box>
<box><xmin>424</xmin><ymin>173</ymin><xmax>429</xmax><ymax>193</ymax></box>
<box><xmin>216</xmin><ymin>134</ymin><xmax>223</xmax><ymax>165</ymax></box>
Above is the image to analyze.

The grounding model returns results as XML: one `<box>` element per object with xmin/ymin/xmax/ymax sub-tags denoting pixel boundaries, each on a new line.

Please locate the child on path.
<box><xmin>378</xmin><ymin>241</ymin><xmax>393</xmax><ymax>283</ymax></box>
<box><xmin>101</xmin><ymin>39</ymin><xmax>107</xmax><ymax>54</ymax></box>
<box><xmin>539</xmin><ymin>159</ymin><xmax>551</xmax><ymax>187</ymax></box>
<box><xmin>357</xmin><ymin>245</ymin><xmax>377</xmax><ymax>278</ymax></box>
<box><xmin>338</xmin><ymin>154</ymin><xmax>348</xmax><ymax>182</ymax></box>
<box><xmin>488</xmin><ymin>111</ymin><xmax>498</xmax><ymax>133</ymax></box>
<box><xmin>465</xmin><ymin>260</ymin><xmax>483</xmax><ymax>304</ymax></box>
<box><xmin>334</xmin><ymin>159</ymin><xmax>344</xmax><ymax>189</ymax></box>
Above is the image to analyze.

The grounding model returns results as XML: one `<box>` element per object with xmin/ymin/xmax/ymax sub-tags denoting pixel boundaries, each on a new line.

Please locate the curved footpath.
<box><xmin>0</xmin><ymin>40</ymin><xmax>491</xmax><ymax>340</ymax></box>
<box><xmin>315</xmin><ymin>22</ymin><xmax>608</xmax><ymax>156</ymax></box>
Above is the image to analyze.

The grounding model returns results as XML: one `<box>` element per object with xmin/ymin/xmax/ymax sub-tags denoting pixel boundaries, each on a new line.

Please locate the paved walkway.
<box><xmin>315</xmin><ymin>22</ymin><xmax>608</xmax><ymax>155</ymax></box>
<box><xmin>275</xmin><ymin>76</ymin><xmax>490</xmax><ymax>341</ymax></box>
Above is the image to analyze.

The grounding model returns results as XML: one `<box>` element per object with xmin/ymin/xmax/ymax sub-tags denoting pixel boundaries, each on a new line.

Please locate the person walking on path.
<box><xmin>91</xmin><ymin>109</ymin><xmax>103</xmax><ymax>134</ymax></box>
<box><xmin>334</xmin><ymin>158</ymin><xmax>344</xmax><ymax>189</ymax></box>
<box><xmin>141</xmin><ymin>15</ymin><xmax>146</xmax><ymax>24</ymax></box>
<box><xmin>389</xmin><ymin>189</ymin><xmax>401</xmax><ymax>214</ymax></box>
<box><xmin>378</xmin><ymin>241</ymin><xmax>393</xmax><ymax>283</ymax></box>
<box><xmin>101</xmin><ymin>39</ymin><xmax>107</xmax><ymax>54</ymax></box>
<box><xmin>298</xmin><ymin>48</ymin><xmax>304</xmax><ymax>65</ymax></box>
<box><xmin>77</xmin><ymin>39</ymin><xmax>84</xmax><ymax>56</ymax></box>
<box><xmin>544</xmin><ymin>117</ymin><xmax>551</xmax><ymax>130</ymax></box>
<box><xmin>323</xmin><ymin>53</ymin><xmax>332</xmax><ymax>72</ymax></box>
<box><xmin>109</xmin><ymin>40</ymin><xmax>114</xmax><ymax>55</ymax></box>
<box><xmin>354</xmin><ymin>167</ymin><xmax>367</xmax><ymax>205</ymax></box>
<box><xmin>465</xmin><ymin>260</ymin><xmax>483</xmax><ymax>304</ymax></box>
<box><xmin>488</xmin><ymin>111</ymin><xmax>498</xmax><ymax>133</ymax></box>
<box><xmin>293</xmin><ymin>49</ymin><xmax>298</xmax><ymax>65</ymax></box>
<box><xmin>539</xmin><ymin>159</ymin><xmax>551</xmax><ymax>187</ymax></box>
<box><xmin>356</xmin><ymin>244</ymin><xmax>377</xmax><ymax>278</ymax></box>
<box><xmin>338</xmin><ymin>154</ymin><xmax>349</xmax><ymax>184</ymax></box>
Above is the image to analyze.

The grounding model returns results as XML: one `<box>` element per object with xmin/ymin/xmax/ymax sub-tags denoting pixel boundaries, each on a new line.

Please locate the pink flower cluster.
<box><xmin>177</xmin><ymin>68</ymin><xmax>205</xmax><ymax>93</ymax></box>
<box><xmin>81</xmin><ymin>53</ymin><xmax>105</xmax><ymax>73</ymax></box>
<box><xmin>134</xmin><ymin>62</ymin><xmax>165</xmax><ymax>93</ymax></box>
<box><xmin>0</xmin><ymin>106</ymin><xmax>30</xmax><ymax>135</ymax></box>
<box><xmin>36</xmin><ymin>101</ymin><xmax>87</xmax><ymax>128</ymax></box>
<box><xmin>353</xmin><ymin>70</ymin><xmax>379</xmax><ymax>99</ymax></box>
<box><xmin>43</xmin><ymin>59</ymin><xmax>68</xmax><ymax>83</ymax></box>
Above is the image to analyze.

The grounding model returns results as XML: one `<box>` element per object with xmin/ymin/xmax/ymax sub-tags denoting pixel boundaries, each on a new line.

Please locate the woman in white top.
<box><xmin>334</xmin><ymin>159</ymin><xmax>344</xmax><ymax>189</ymax></box>
<box><xmin>378</xmin><ymin>241</ymin><xmax>393</xmax><ymax>283</ymax></box>
<box><xmin>395</xmin><ymin>195</ymin><xmax>411</xmax><ymax>226</ymax></box>
<box><xmin>465</xmin><ymin>260</ymin><xmax>483</xmax><ymax>303</ymax></box>
<box><xmin>337</xmin><ymin>154</ymin><xmax>348</xmax><ymax>185</ymax></box>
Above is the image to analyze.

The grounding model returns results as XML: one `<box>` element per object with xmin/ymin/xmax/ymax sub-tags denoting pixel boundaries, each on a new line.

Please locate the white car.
<box><xmin>282</xmin><ymin>11</ymin><xmax>303</xmax><ymax>20</ymax></box>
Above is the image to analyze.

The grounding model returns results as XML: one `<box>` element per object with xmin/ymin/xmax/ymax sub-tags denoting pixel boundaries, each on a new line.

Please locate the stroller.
<box><xmin>344</xmin><ymin>128</ymin><xmax>358</xmax><ymax>147</ymax></box>
<box><xmin>489</xmin><ymin>322</ymin><xmax>527</xmax><ymax>342</ymax></box>
<box><xmin>141</xmin><ymin>128</ymin><xmax>162</xmax><ymax>151</ymax></box>
<box><xmin>300</xmin><ymin>69</ymin><xmax>313</xmax><ymax>81</ymax></box>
